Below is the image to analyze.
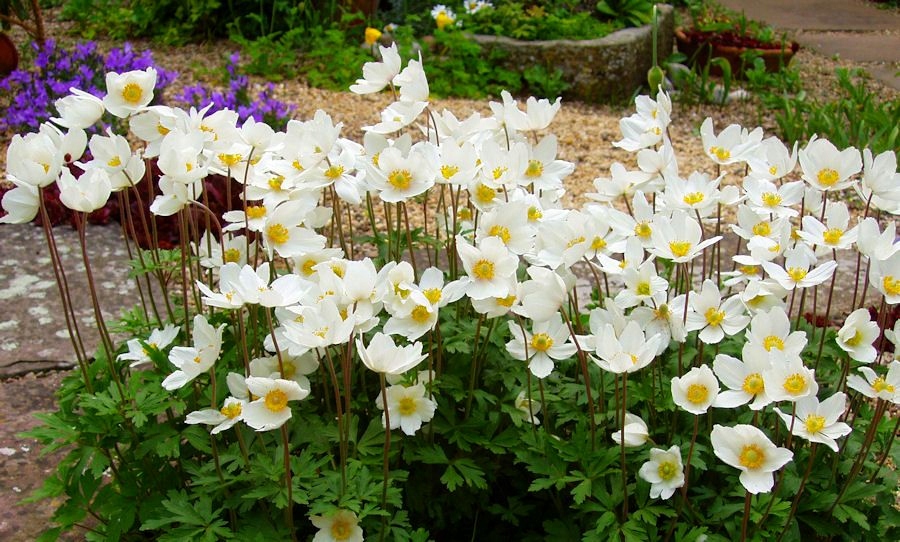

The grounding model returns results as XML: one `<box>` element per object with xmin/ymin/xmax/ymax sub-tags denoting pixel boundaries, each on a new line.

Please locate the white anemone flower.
<box><xmin>699</xmin><ymin>117</ymin><xmax>763</xmax><ymax>165</ymax></box>
<box><xmin>762</xmin><ymin>251</ymin><xmax>837</xmax><ymax>291</ymax></box>
<box><xmin>847</xmin><ymin>361</ymin><xmax>900</xmax><ymax>403</ymax></box>
<box><xmin>857</xmin><ymin>148</ymin><xmax>900</xmax><ymax>213</ymax></box>
<box><xmin>746</xmin><ymin>136</ymin><xmax>797</xmax><ymax>181</ymax></box>
<box><xmin>743</xmin><ymin>177</ymin><xmax>804</xmax><ymax>218</ymax></box>
<box><xmin>638</xmin><ymin>445</ymin><xmax>685</xmax><ymax>500</ymax></box>
<box><xmin>0</xmin><ymin>178</ymin><xmax>39</xmax><ymax>224</ymax></box>
<box><xmin>502</xmin><ymin>92</ymin><xmax>562</xmax><ymax>132</ymax></box>
<box><xmin>456</xmin><ymin>235</ymin><xmax>519</xmax><ymax>300</ymax></box>
<box><xmin>57</xmin><ymin>167</ymin><xmax>112</xmax><ymax>213</ymax></box>
<box><xmin>712</xmin><ymin>348</ymin><xmax>773</xmax><ymax>411</ymax></box>
<box><xmin>763</xmin><ymin>356</ymin><xmax>818</xmax><ymax>403</ymax></box>
<box><xmin>591</xmin><ymin>320</ymin><xmax>662</xmax><ymax>374</ymax></box>
<box><xmin>350</xmin><ymin>43</ymin><xmax>402</xmax><ymax>94</ymax></box>
<box><xmin>506</xmin><ymin>315</ymin><xmax>577</xmax><ymax>379</ymax></box>
<box><xmin>119</xmin><ymin>323</ymin><xmax>180</xmax><ymax>368</ymax></box>
<box><xmin>798</xmin><ymin>137</ymin><xmax>862</xmax><ymax>192</ymax></box>
<box><xmin>185</xmin><ymin>397</ymin><xmax>247</xmax><ymax>435</ymax></box>
<box><xmin>52</xmin><ymin>88</ymin><xmax>105</xmax><ymax>129</ymax></box>
<box><xmin>357</xmin><ymin>332</ymin><xmax>427</xmax><ymax>375</ymax></box>
<box><xmin>103</xmin><ymin>67</ymin><xmax>157</xmax><ymax>118</ymax></box>
<box><xmin>611</xmin><ymin>412</ymin><xmax>649</xmax><ymax>447</ymax></box>
<box><xmin>649</xmin><ymin>211</ymin><xmax>721</xmax><ymax>264</ymax></box>
<box><xmin>870</xmin><ymin>253</ymin><xmax>900</xmax><ymax>305</ymax></box>
<box><xmin>376</xmin><ymin>383</ymin><xmax>436</xmax><ymax>435</ymax></box>
<box><xmin>710</xmin><ymin>424</ymin><xmax>793</xmax><ymax>494</ymax></box>
<box><xmin>161</xmin><ymin>315</ymin><xmax>225</xmax><ymax>390</ymax></box>
<box><xmin>671</xmin><ymin>364</ymin><xmax>719</xmax><ymax>415</ymax></box>
<box><xmin>743</xmin><ymin>306</ymin><xmax>807</xmax><ymax>360</ymax></box>
<box><xmin>774</xmin><ymin>393</ymin><xmax>852</xmax><ymax>452</ymax></box>
<box><xmin>242</xmin><ymin>377</ymin><xmax>309</xmax><ymax>431</ymax></box>
<box><xmin>798</xmin><ymin>201</ymin><xmax>857</xmax><ymax>254</ymax></box>
<box><xmin>310</xmin><ymin>509</ymin><xmax>364</xmax><ymax>542</ymax></box>
<box><xmin>514</xmin><ymin>390</ymin><xmax>542</xmax><ymax>425</ymax></box>
<box><xmin>835</xmin><ymin>308</ymin><xmax>880</xmax><ymax>363</ymax></box>
<box><xmin>685</xmin><ymin>280</ymin><xmax>750</xmax><ymax>345</ymax></box>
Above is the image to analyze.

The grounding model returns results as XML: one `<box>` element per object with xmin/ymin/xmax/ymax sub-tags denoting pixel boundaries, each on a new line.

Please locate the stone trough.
<box><xmin>471</xmin><ymin>4</ymin><xmax>674</xmax><ymax>103</ymax></box>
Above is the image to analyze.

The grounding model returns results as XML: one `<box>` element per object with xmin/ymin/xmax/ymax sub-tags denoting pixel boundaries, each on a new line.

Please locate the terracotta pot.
<box><xmin>0</xmin><ymin>32</ymin><xmax>18</xmax><ymax>76</ymax></box>
<box><xmin>675</xmin><ymin>28</ymin><xmax>799</xmax><ymax>79</ymax></box>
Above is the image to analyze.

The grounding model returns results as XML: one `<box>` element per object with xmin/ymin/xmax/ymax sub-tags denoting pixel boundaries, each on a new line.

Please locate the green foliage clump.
<box><xmin>463</xmin><ymin>1</ymin><xmax>623</xmax><ymax>41</ymax></box>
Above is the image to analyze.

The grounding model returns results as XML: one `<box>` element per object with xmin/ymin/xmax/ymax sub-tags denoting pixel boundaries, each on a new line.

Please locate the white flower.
<box><xmin>836</xmin><ymin>308</ymin><xmax>880</xmax><ymax>363</ymax></box>
<box><xmin>185</xmin><ymin>397</ymin><xmax>247</xmax><ymax>434</ymax></box>
<box><xmin>119</xmin><ymin>323</ymin><xmax>180</xmax><ymax>368</ymax></box>
<box><xmin>711</xmin><ymin>424</ymin><xmax>793</xmax><ymax>494</ymax></box>
<box><xmin>456</xmin><ymin>235</ymin><xmax>519</xmax><ymax>300</ymax></box>
<box><xmin>161</xmin><ymin>315</ymin><xmax>225</xmax><ymax>390</ymax></box>
<box><xmin>514</xmin><ymin>390</ymin><xmax>542</xmax><ymax>425</ymax></box>
<box><xmin>591</xmin><ymin>320</ymin><xmax>661</xmax><ymax>374</ymax></box>
<box><xmin>638</xmin><ymin>445</ymin><xmax>685</xmax><ymax>500</ymax></box>
<box><xmin>763</xmin><ymin>356</ymin><xmax>818</xmax><ymax>403</ymax></box>
<box><xmin>357</xmin><ymin>332</ymin><xmax>427</xmax><ymax>375</ymax></box>
<box><xmin>798</xmin><ymin>137</ymin><xmax>862</xmax><ymax>192</ymax></box>
<box><xmin>700</xmin><ymin>118</ymin><xmax>763</xmax><ymax>165</ymax></box>
<box><xmin>847</xmin><ymin>361</ymin><xmax>900</xmax><ymax>403</ymax></box>
<box><xmin>0</xmin><ymin>178</ymin><xmax>39</xmax><ymax>224</ymax></box>
<box><xmin>506</xmin><ymin>315</ymin><xmax>576</xmax><ymax>379</ymax></box>
<box><xmin>611</xmin><ymin>412</ymin><xmax>649</xmax><ymax>447</ymax></box>
<box><xmin>685</xmin><ymin>280</ymin><xmax>749</xmax><ymax>344</ymax></box>
<box><xmin>712</xmin><ymin>349</ymin><xmax>773</xmax><ymax>411</ymax></box>
<box><xmin>242</xmin><ymin>377</ymin><xmax>309</xmax><ymax>431</ymax></box>
<box><xmin>870</xmin><ymin>253</ymin><xmax>900</xmax><ymax>305</ymax></box>
<box><xmin>311</xmin><ymin>509</ymin><xmax>364</xmax><ymax>542</ymax></box>
<box><xmin>376</xmin><ymin>383</ymin><xmax>436</xmax><ymax>435</ymax></box>
<box><xmin>351</xmin><ymin>43</ymin><xmax>402</xmax><ymax>94</ymax></box>
<box><xmin>103</xmin><ymin>67</ymin><xmax>157</xmax><ymax>118</ymax></box>
<box><xmin>52</xmin><ymin>88</ymin><xmax>105</xmax><ymax>129</ymax></box>
<box><xmin>649</xmin><ymin>211</ymin><xmax>721</xmax><ymax>263</ymax></box>
<box><xmin>774</xmin><ymin>393</ymin><xmax>852</xmax><ymax>452</ymax></box>
<box><xmin>671</xmin><ymin>364</ymin><xmax>719</xmax><ymax>415</ymax></box>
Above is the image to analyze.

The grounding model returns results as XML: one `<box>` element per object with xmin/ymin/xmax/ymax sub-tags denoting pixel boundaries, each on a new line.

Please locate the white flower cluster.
<box><xmin>4</xmin><ymin>42</ymin><xmax>900</xmax><ymax>514</ymax></box>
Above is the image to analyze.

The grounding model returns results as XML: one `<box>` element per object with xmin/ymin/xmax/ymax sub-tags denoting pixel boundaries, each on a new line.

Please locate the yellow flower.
<box><xmin>364</xmin><ymin>27</ymin><xmax>382</xmax><ymax>46</ymax></box>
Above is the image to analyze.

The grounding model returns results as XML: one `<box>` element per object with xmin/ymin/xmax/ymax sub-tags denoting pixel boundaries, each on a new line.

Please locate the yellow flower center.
<box><xmin>156</xmin><ymin>123</ymin><xmax>170</xmax><ymax>136</ymax></box>
<box><xmin>683</xmin><ymin>192</ymin><xmax>705</xmax><ymax>206</ymax></box>
<box><xmin>107</xmin><ymin>156</ymin><xmax>122</xmax><ymax>168</ymax></box>
<box><xmin>768</xmin><ymin>166</ymin><xmax>778</xmax><ymax>177</ymax></box>
<box><xmin>435</xmin><ymin>12</ymin><xmax>453</xmax><ymax>29</ymax></box>
<box><xmin>281</xmin><ymin>362</ymin><xmax>297</xmax><ymax>379</ymax></box>
<box><xmin>805</xmin><ymin>414</ymin><xmax>826</xmax><ymax>434</ymax></box>
<box><xmin>398</xmin><ymin>395</ymin><xmax>418</xmax><ymax>416</ymax></box>
<box><xmin>264</xmin><ymin>389</ymin><xmax>288</xmax><ymax>412</ymax></box>
<box><xmin>783</xmin><ymin>373</ymin><xmax>808</xmax><ymax>395</ymax></box>
<box><xmin>787</xmin><ymin>267</ymin><xmax>808</xmax><ymax>282</ymax></box>
<box><xmin>472</xmin><ymin>259</ymin><xmax>495</xmax><ymax>280</ymax></box>
<box><xmin>300</xmin><ymin>259</ymin><xmax>317</xmax><ymax>276</ymax></box>
<box><xmin>267</xmin><ymin>223</ymin><xmax>290</xmax><ymax>244</ymax></box>
<box><xmin>325</xmin><ymin>165</ymin><xmax>345</xmax><ymax>180</ymax></box>
<box><xmin>843</xmin><ymin>329</ymin><xmax>864</xmax><ymax>347</ymax></box>
<box><xmin>387</xmin><ymin>169</ymin><xmax>412</xmax><ymax>190</ymax></box>
<box><xmin>292</xmin><ymin>159</ymin><xmax>303</xmax><ymax>171</ymax></box>
<box><xmin>371</xmin><ymin>152</ymin><xmax>380</xmax><ymax>168</ymax></box>
<box><xmin>817</xmin><ymin>168</ymin><xmax>840</xmax><ymax>187</ymax></box>
<box><xmin>330</xmin><ymin>264</ymin><xmax>345</xmax><ymax>278</ymax></box>
<box><xmin>223</xmin><ymin>248</ymin><xmax>241</xmax><ymax>263</ymax></box>
<box><xmin>489</xmin><ymin>225</ymin><xmax>511</xmax><ymax>244</ymax></box>
<box><xmin>246</xmin><ymin>205</ymin><xmax>267</xmax><ymax>219</ymax></box>
<box><xmin>268</xmin><ymin>176</ymin><xmax>284</xmax><ymax>190</ymax></box>
<box><xmin>752</xmin><ymin>221</ymin><xmax>772</xmax><ymax>237</ymax></box>
<box><xmin>634</xmin><ymin>221</ymin><xmax>652</xmax><ymax>239</ymax></box>
<box><xmin>220</xmin><ymin>402</ymin><xmax>243</xmax><ymax>419</ymax></box>
<box><xmin>657</xmin><ymin>460</ymin><xmax>678</xmax><ymax>481</ymax></box>
<box><xmin>492</xmin><ymin>166</ymin><xmax>508</xmax><ymax>181</ymax></box>
<box><xmin>313</xmin><ymin>327</ymin><xmax>329</xmax><ymax>339</ymax></box>
<box><xmin>423</xmin><ymin>288</ymin><xmax>442</xmax><ymax>304</ymax></box>
<box><xmin>742</xmin><ymin>373</ymin><xmax>765</xmax><ymax>395</ymax></box>
<box><xmin>705</xmin><ymin>307</ymin><xmax>725</xmax><ymax>327</ymax></box>
<box><xmin>475</xmin><ymin>183</ymin><xmax>496</xmax><ymax>204</ymax></box>
<box><xmin>525</xmin><ymin>160</ymin><xmax>544</xmax><ymax>178</ymax></box>
<box><xmin>496</xmin><ymin>294</ymin><xmax>516</xmax><ymax>307</ymax></box>
<box><xmin>121</xmin><ymin>82</ymin><xmax>143</xmax><ymax>105</ymax></box>
<box><xmin>411</xmin><ymin>305</ymin><xmax>432</xmax><ymax>324</ymax></box>
<box><xmin>458</xmin><ymin>207</ymin><xmax>473</xmax><ymax>221</ymax></box>
<box><xmin>441</xmin><ymin>164</ymin><xmax>459</xmax><ymax>180</ymax></box>
<box><xmin>709</xmin><ymin>146</ymin><xmax>731</xmax><ymax>161</ymax></box>
<box><xmin>686</xmin><ymin>383</ymin><xmax>709</xmax><ymax>405</ymax></box>
<box><xmin>654</xmin><ymin>303</ymin><xmax>671</xmax><ymax>320</ymax></box>
<box><xmin>822</xmin><ymin>228</ymin><xmax>844</xmax><ymax>245</ymax></box>
<box><xmin>527</xmin><ymin>206</ymin><xmax>542</xmax><ymax>221</ymax></box>
<box><xmin>669</xmin><ymin>241</ymin><xmax>691</xmax><ymax>258</ymax></box>
<box><xmin>330</xmin><ymin>517</ymin><xmax>354</xmax><ymax>540</ymax></box>
<box><xmin>530</xmin><ymin>333</ymin><xmax>554</xmax><ymax>353</ymax></box>
<box><xmin>763</xmin><ymin>335</ymin><xmax>785</xmax><ymax>351</ymax></box>
<box><xmin>739</xmin><ymin>444</ymin><xmax>765</xmax><ymax>469</ymax></box>
<box><xmin>591</xmin><ymin>237</ymin><xmax>607</xmax><ymax>251</ymax></box>
<box><xmin>740</xmin><ymin>265</ymin><xmax>758</xmax><ymax>276</ymax></box>
<box><xmin>218</xmin><ymin>153</ymin><xmax>242</xmax><ymax>167</ymax></box>
<box><xmin>872</xmin><ymin>377</ymin><xmax>895</xmax><ymax>394</ymax></box>
<box><xmin>882</xmin><ymin>276</ymin><xmax>900</xmax><ymax>297</ymax></box>
<box><xmin>761</xmin><ymin>192</ymin><xmax>782</xmax><ymax>207</ymax></box>
<box><xmin>636</xmin><ymin>281</ymin><xmax>651</xmax><ymax>296</ymax></box>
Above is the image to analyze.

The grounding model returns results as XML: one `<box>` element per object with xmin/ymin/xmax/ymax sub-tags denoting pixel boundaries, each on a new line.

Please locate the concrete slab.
<box><xmin>718</xmin><ymin>0</ymin><xmax>900</xmax><ymax>32</ymax></box>
<box><xmin>0</xmin><ymin>223</ymin><xmax>143</xmax><ymax>376</ymax></box>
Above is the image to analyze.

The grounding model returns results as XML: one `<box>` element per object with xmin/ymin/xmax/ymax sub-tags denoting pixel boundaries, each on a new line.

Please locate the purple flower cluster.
<box><xmin>176</xmin><ymin>53</ymin><xmax>295</xmax><ymax>131</ymax></box>
<box><xmin>0</xmin><ymin>40</ymin><xmax>177</xmax><ymax>132</ymax></box>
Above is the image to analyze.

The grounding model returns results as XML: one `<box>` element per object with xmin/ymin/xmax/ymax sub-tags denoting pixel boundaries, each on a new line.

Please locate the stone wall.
<box><xmin>471</xmin><ymin>4</ymin><xmax>674</xmax><ymax>103</ymax></box>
